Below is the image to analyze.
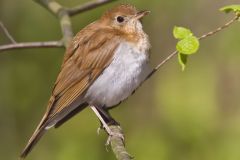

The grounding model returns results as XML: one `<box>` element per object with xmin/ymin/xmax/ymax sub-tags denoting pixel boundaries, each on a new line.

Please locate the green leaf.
<box><xmin>173</xmin><ymin>26</ymin><xmax>193</xmax><ymax>39</ymax></box>
<box><xmin>176</xmin><ymin>36</ymin><xmax>200</xmax><ymax>55</ymax></box>
<box><xmin>220</xmin><ymin>5</ymin><xmax>240</xmax><ymax>14</ymax></box>
<box><xmin>178</xmin><ymin>53</ymin><xmax>188</xmax><ymax>71</ymax></box>
<box><xmin>173</xmin><ymin>26</ymin><xmax>200</xmax><ymax>70</ymax></box>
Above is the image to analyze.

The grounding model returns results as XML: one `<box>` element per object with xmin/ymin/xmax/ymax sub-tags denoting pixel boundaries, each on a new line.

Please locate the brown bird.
<box><xmin>20</xmin><ymin>4</ymin><xmax>151</xmax><ymax>159</ymax></box>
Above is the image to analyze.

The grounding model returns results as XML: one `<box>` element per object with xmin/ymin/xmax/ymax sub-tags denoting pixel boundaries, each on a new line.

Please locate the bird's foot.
<box><xmin>97</xmin><ymin>119</ymin><xmax>120</xmax><ymax>135</ymax></box>
<box><xmin>105</xmin><ymin>125</ymin><xmax>125</xmax><ymax>146</ymax></box>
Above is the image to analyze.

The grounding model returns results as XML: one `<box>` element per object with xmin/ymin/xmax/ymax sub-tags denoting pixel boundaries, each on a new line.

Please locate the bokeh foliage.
<box><xmin>0</xmin><ymin>0</ymin><xmax>240</xmax><ymax>160</ymax></box>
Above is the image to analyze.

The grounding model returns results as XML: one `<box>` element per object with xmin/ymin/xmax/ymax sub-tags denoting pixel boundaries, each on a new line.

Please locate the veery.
<box><xmin>20</xmin><ymin>4</ymin><xmax>151</xmax><ymax>158</ymax></box>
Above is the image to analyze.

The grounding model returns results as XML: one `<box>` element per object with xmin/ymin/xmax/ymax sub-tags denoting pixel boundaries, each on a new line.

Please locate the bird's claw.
<box><xmin>97</xmin><ymin>127</ymin><xmax>102</xmax><ymax>135</ymax></box>
<box><xmin>105</xmin><ymin>130</ymin><xmax>125</xmax><ymax>146</ymax></box>
<box><xmin>97</xmin><ymin>123</ymin><xmax>104</xmax><ymax>135</ymax></box>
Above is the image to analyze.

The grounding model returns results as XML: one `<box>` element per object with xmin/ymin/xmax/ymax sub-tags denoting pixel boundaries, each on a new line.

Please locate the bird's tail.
<box><xmin>20</xmin><ymin>125</ymin><xmax>47</xmax><ymax>159</ymax></box>
<box><xmin>20</xmin><ymin>97</ymin><xmax>55</xmax><ymax>159</ymax></box>
<box><xmin>20</xmin><ymin>100</ymin><xmax>88</xmax><ymax>159</ymax></box>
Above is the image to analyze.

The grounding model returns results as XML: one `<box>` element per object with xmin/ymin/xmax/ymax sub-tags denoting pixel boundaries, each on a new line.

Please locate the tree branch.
<box><xmin>67</xmin><ymin>0</ymin><xmax>117</xmax><ymax>16</ymax></box>
<box><xmin>0</xmin><ymin>21</ymin><xmax>17</xmax><ymax>43</ymax></box>
<box><xmin>34</xmin><ymin>0</ymin><xmax>73</xmax><ymax>47</ymax></box>
<box><xmin>0</xmin><ymin>0</ymin><xmax>118</xmax><ymax>52</ymax></box>
<box><xmin>0</xmin><ymin>41</ymin><xmax>63</xmax><ymax>52</ymax></box>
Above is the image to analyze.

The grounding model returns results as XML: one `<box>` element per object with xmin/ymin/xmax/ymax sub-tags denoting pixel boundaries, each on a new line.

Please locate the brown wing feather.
<box><xmin>48</xmin><ymin>31</ymin><xmax>119</xmax><ymax>119</ymax></box>
<box><xmin>20</xmin><ymin>23</ymin><xmax>121</xmax><ymax>158</ymax></box>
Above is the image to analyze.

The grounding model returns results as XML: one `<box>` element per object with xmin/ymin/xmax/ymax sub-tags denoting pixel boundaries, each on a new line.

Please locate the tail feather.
<box><xmin>20</xmin><ymin>97</ymin><xmax>55</xmax><ymax>159</ymax></box>
<box><xmin>20</xmin><ymin>126</ymin><xmax>47</xmax><ymax>159</ymax></box>
<box><xmin>20</xmin><ymin>102</ymin><xmax>88</xmax><ymax>159</ymax></box>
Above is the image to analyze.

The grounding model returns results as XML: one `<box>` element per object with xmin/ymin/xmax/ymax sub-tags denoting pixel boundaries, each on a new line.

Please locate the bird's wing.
<box><xmin>20</xmin><ymin>27</ymin><xmax>121</xmax><ymax>158</ymax></box>
<box><xmin>47</xmin><ymin>28</ymin><xmax>120</xmax><ymax>125</ymax></box>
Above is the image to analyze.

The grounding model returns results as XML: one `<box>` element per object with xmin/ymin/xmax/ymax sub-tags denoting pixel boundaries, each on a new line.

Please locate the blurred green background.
<box><xmin>0</xmin><ymin>0</ymin><xmax>240</xmax><ymax>160</ymax></box>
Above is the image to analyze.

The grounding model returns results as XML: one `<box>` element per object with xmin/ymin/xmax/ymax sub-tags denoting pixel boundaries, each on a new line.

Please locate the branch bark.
<box><xmin>0</xmin><ymin>41</ymin><xmax>63</xmax><ymax>52</ymax></box>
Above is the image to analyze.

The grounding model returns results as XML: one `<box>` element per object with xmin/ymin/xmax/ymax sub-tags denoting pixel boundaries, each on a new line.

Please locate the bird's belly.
<box><xmin>84</xmin><ymin>43</ymin><xmax>150</xmax><ymax>107</ymax></box>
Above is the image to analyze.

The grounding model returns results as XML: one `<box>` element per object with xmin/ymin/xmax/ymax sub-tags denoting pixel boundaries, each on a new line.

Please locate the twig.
<box><xmin>199</xmin><ymin>14</ymin><xmax>239</xmax><ymax>40</ymax></box>
<box><xmin>0</xmin><ymin>0</ymin><xmax>118</xmax><ymax>52</ymax></box>
<box><xmin>34</xmin><ymin>0</ymin><xmax>73</xmax><ymax>47</ymax></box>
<box><xmin>0</xmin><ymin>41</ymin><xmax>63</xmax><ymax>52</ymax></box>
<box><xmin>67</xmin><ymin>0</ymin><xmax>117</xmax><ymax>16</ymax></box>
<box><xmin>0</xmin><ymin>21</ymin><xmax>17</xmax><ymax>43</ymax></box>
<box><xmin>146</xmin><ymin>50</ymin><xmax>178</xmax><ymax>79</ymax></box>
<box><xmin>145</xmin><ymin>14</ymin><xmax>240</xmax><ymax>81</ymax></box>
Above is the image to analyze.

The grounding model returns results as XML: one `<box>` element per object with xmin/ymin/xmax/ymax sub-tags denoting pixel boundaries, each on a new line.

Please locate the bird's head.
<box><xmin>100</xmin><ymin>4</ymin><xmax>150</xmax><ymax>34</ymax></box>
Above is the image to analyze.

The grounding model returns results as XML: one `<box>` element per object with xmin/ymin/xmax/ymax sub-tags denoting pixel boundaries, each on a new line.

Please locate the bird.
<box><xmin>20</xmin><ymin>4</ymin><xmax>151</xmax><ymax>159</ymax></box>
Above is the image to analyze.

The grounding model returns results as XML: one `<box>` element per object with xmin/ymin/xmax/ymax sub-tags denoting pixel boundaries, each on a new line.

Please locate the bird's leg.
<box><xmin>96</xmin><ymin>106</ymin><xmax>120</xmax><ymax>126</ymax></box>
<box><xmin>90</xmin><ymin>106</ymin><xmax>112</xmax><ymax>134</ymax></box>
<box><xmin>90</xmin><ymin>106</ymin><xmax>124</xmax><ymax>145</ymax></box>
<box><xmin>95</xmin><ymin>106</ymin><xmax>119</xmax><ymax>135</ymax></box>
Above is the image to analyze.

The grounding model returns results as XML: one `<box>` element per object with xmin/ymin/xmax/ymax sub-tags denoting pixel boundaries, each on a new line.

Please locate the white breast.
<box><xmin>84</xmin><ymin>42</ymin><xmax>151</xmax><ymax>107</ymax></box>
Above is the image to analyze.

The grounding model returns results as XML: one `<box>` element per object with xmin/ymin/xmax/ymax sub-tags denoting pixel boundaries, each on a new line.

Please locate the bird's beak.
<box><xmin>134</xmin><ymin>10</ymin><xmax>150</xmax><ymax>20</ymax></box>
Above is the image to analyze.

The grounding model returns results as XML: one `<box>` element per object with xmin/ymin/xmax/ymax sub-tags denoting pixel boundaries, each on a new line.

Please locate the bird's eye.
<box><xmin>116</xmin><ymin>16</ymin><xmax>125</xmax><ymax>23</ymax></box>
